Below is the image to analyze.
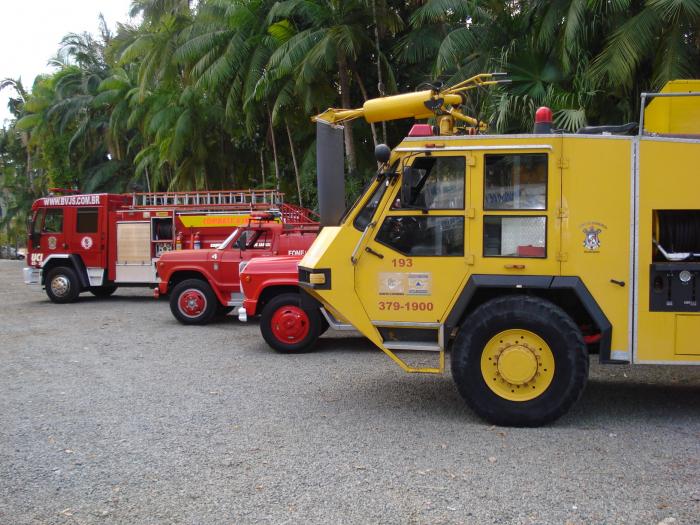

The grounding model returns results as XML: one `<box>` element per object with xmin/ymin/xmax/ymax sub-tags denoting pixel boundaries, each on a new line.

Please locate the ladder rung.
<box><xmin>131</xmin><ymin>189</ymin><xmax>286</xmax><ymax>208</ymax></box>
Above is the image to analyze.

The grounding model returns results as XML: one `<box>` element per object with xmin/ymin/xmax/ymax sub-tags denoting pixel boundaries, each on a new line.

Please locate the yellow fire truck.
<box><xmin>297</xmin><ymin>74</ymin><xmax>700</xmax><ymax>426</ymax></box>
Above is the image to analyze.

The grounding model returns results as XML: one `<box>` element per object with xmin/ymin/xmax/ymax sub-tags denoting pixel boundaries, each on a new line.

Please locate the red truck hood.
<box><xmin>158</xmin><ymin>249</ymin><xmax>216</xmax><ymax>263</ymax></box>
<box><xmin>242</xmin><ymin>255</ymin><xmax>301</xmax><ymax>275</ymax></box>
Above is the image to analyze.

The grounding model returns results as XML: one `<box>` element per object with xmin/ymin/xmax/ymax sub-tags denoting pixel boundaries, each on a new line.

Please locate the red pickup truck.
<box><xmin>237</xmin><ymin>255</ymin><xmax>354</xmax><ymax>353</ymax></box>
<box><xmin>156</xmin><ymin>218</ymin><xmax>318</xmax><ymax>325</ymax></box>
<box><xmin>237</xmin><ymin>256</ymin><xmax>323</xmax><ymax>351</ymax></box>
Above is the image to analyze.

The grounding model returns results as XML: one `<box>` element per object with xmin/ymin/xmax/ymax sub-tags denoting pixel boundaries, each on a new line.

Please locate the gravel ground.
<box><xmin>0</xmin><ymin>259</ymin><xmax>698</xmax><ymax>525</ymax></box>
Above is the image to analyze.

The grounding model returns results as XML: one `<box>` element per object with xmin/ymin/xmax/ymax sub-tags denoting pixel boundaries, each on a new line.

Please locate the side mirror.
<box><xmin>400</xmin><ymin>167</ymin><xmax>417</xmax><ymax>206</ymax></box>
<box><xmin>235</xmin><ymin>236</ymin><xmax>246</xmax><ymax>250</ymax></box>
<box><xmin>374</xmin><ymin>144</ymin><xmax>391</xmax><ymax>164</ymax></box>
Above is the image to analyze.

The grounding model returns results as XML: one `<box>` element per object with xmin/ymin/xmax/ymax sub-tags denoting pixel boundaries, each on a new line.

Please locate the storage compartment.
<box><xmin>653</xmin><ymin>210</ymin><xmax>700</xmax><ymax>262</ymax></box>
<box><xmin>650</xmin><ymin>210</ymin><xmax>700</xmax><ymax>312</ymax></box>
<box><xmin>117</xmin><ymin>222</ymin><xmax>151</xmax><ymax>264</ymax></box>
<box><xmin>151</xmin><ymin>217</ymin><xmax>174</xmax><ymax>257</ymax></box>
<box><xmin>116</xmin><ymin>221</ymin><xmax>154</xmax><ymax>283</ymax></box>
<box><xmin>674</xmin><ymin>315</ymin><xmax>700</xmax><ymax>356</ymax></box>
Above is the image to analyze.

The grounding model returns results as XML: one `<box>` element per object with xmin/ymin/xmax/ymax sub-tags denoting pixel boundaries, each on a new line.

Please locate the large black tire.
<box><xmin>451</xmin><ymin>295</ymin><xmax>588</xmax><ymax>427</ymax></box>
<box><xmin>45</xmin><ymin>266</ymin><xmax>81</xmax><ymax>303</ymax></box>
<box><xmin>260</xmin><ymin>292</ymin><xmax>322</xmax><ymax>353</ymax></box>
<box><xmin>90</xmin><ymin>285</ymin><xmax>117</xmax><ymax>298</ymax></box>
<box><xmin>169</xmin><ymin>279</ymin><xmax>218</xmax><ymax>325</ymax></box>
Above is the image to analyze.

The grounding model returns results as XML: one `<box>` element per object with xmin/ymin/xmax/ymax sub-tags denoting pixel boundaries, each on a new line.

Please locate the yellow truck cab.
<box><xmin>298</xmin><ymin>76</ymin><xmax>700</xmax><ymax>426</ymax></box>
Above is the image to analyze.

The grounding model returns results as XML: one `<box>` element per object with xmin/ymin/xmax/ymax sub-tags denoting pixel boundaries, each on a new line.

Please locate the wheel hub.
<box><xmin>481</xmin><ymin>329</ymin><xmax>556</xmax><ymax>402</ymax></box>
<box><xmin>497</xmin><ymin>345</ymin><xmax>538</xmax><ymax>385</ymax></box>
<box><xmin>179</xmin><ymin>289</ymin><xmax>206</xmax><ymax>317</ymax></box>
<box><xmin>51</xmin><ymin>276</ymin><xmax>70</xmax><ymax>297</ymax></box>
<box><xmin>271</xmin><ymin>306</ymin><xmax>309</xmax><ymax>344</ymax></box>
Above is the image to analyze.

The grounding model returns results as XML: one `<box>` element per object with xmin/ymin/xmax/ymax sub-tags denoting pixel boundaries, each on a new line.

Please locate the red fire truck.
<box><xmin>156</xmin><ymin>217</ymin><xmax>319</xmax><ymax>325</ymax></box>
<box><xmin>23</xmin><ymin>188</ymin><xmax>317</xmax><ymax>303</ymax></box>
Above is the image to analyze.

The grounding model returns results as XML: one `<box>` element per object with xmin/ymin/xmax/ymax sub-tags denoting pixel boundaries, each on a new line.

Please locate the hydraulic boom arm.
<box><xmin>313</xmin><ymin>73</ymin><xmax>509</xmax><ymax>134</ymax></box>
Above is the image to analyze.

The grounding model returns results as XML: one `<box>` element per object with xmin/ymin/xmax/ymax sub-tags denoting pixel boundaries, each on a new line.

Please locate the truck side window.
<box><xmin>76</xmin><ymin>208</ymin><xmax>99</xmax><ymax>233</ymax></box>
<box><xmin>354</xmin><ymin>181</ymin><xmax>388</xmax><ymax>231</ymax></box>
<box><xmin>484</xmin><ymin>153</ymin><xmax>547</xmax><ymax>210</ymax></box>
<box><xmin>249</xmin><ymin>230</ymin><xmax>271</xmax><ymax>249</ymax></box>
<box><xmin>483</xmin><ymin>216</ymin><xmax>546</xmax><ymax>258</ymax></box>
<box><xmin>376</xmin><ymin>216</ymin><xmax>464</xmax><ymax>256</ymax></box>
<box><xmin>42</xmin><ymin>209</ymin><xmax>63</xmax><ymax>233</ymax></box>
<box><xmin>393</xmin><ymin>156</ymin><xmax>465</xmax><ymax>210</ymax></box>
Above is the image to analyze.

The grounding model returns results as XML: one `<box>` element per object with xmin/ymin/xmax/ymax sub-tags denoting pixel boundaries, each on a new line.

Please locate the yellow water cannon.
<box><xmin>313</xmin><ymin>72</ymin><xmax>510</xmax><ymax>134</ymax></box>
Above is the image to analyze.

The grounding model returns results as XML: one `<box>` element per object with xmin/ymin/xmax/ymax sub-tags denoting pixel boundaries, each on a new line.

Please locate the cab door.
<box><xmin>38</xmin><ymin>208</ymin><xmax>69</xmax><ymax>256</ymax></box>
<box><xmin>213</xmin><ymin>228</ymin><xmax>273</xmax><ymax>295</ymax></box>
<box><xmin>353</xmin><ymin>153</ymin><xmax>470</xmax><ymax>336</ymax></box>
<box><xmin>468</xmin><ymin>142</ymin><xmax>562</xmax><ymax>278</ymax></box>
<box><xmin>205</xmin><ymin>230</ymin><xmax>245</xmax><ymax>296</ymax></box>
<box><xmin>73</xmin><ymin>207</ymin><xmax>106</xmax><ymax>269</ymax></box>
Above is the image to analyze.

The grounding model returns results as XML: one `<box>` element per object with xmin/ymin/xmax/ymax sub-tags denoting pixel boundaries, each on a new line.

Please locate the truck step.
<box><xmin>227</xmin><ymin>292</ymin><xmax>244</xmax><ymax>307</ymax></box>
<box><xmin>383</xmin><ymin>342</ymin><xmax>442</xmax><ymax>352</ymax></box>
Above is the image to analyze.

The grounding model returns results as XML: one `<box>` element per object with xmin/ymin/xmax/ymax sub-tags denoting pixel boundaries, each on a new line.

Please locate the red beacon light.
<box><xmin>534</xmin><ymin>107</ymin><xmax>553</xmax><ymax>134</ymax></box>
<box><xmin>408</xmin><ymin>124</ymin><xmax>435</xmax><ymax>137</ymax></box>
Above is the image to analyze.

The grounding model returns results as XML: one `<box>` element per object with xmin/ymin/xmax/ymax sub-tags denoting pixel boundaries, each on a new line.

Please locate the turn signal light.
<box><xmin>309</xmin><ymin>273</ymin><xmax>326</xmax><ymax>285</ymax></box>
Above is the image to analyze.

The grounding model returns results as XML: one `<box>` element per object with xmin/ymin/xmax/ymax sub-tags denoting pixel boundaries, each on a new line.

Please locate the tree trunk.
<box><xmin>337</xmin><ymin>53</ymin><xmax>357</xmax><ymax>176</ymax></box>
<box><xmin>259</xmin><ymin>149</ymin><xmax>266</xmax><ymax>188</ymax></box>
<box><xmin>21</xmin><ymin>132</ymin><xmax>32</xmax><ymax>177</ymax></box>
<box><xmin>285</xmin><ymin>121</ymin><xmax>303</xmax><ymax>207</ymax></box>
<box><xmin>354</xmin><ymin>71</ymin><xmax>378</xmax><ymax>147</ymax></box>
<box><xmin>267</xmin><ymin>107</ymin><xmax>280</xmax><ymax>190</ymax></box>
<box><xmin>371</xmin><ymin>0</ymin><xmax>388</xmax><ymax>143</ymax></box>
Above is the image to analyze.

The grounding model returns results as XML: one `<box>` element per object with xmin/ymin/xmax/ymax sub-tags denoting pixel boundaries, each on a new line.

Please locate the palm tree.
<box><xmin>265</xmin><ymin>0</ymin><xmax>402</xmax><ymax>176</ymax></box>
<box><xmin>592</xmin><ymin>0</ymin><xmax>700</xmax><ymax>91</ymax></box>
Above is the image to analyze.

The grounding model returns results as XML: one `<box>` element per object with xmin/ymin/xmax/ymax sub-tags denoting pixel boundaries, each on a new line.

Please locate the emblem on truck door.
<box><xmin>81</xmin><ymin>236</ymin><xmax>93</xmax><ymax>250</ymax></box>
<box><xmin>581</xmin><ymin>222</ymin><xmax>607</xmax><ymax>252</ymax></box>
<box><xmin>48</xmin><ymin>236</ymin><xmax>57</xmax><ymax>250</ymax></box>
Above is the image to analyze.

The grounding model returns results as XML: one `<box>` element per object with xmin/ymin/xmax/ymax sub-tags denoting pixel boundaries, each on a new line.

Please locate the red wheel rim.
<box><xmin>270</xmin><ymin>305</ymin><xmax>310</xmax><ymax>344</ymax></box>
<box><xmin>178</xmin><ymin>288</ymin><xmax>207</xmax><ymax>318</ymax></box>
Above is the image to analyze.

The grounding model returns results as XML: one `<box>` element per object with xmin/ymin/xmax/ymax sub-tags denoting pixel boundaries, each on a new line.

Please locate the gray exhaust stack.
<box><xmin>316</xmin><ymin>120</ymin><xmax>345</xmax><ymax>226</ymax></box>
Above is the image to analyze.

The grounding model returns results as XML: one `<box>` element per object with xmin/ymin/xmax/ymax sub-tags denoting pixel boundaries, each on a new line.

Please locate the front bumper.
<box><xmin>238</xmin><ymin>299</ymin><xmax>257</xmax><ymax>322</ymax></box>
<box><xmin>237</xmin><ymin>307</ymin><xmax>248</xmax><ymax>322</ymax></box>
<box><xmin>23</xmin><ymin>267</ymin><xmax>41</xmax><ymax>285</ymax></box>
<box><xmin>157</xmin><ymin>281</ymin><xmax>169</xmax><ymax>296</ymax></box>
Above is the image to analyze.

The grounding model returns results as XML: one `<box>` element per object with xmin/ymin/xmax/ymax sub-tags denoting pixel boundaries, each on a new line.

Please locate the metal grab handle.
<box><xmin>350</xmin><ymin>222</ymin><xmax>375</xmax><ymax>264</ymax></box>
<box><xmin>365</xmin><ymin>246</ymin><xmax>384</xmax><ymax>259</ymax></box>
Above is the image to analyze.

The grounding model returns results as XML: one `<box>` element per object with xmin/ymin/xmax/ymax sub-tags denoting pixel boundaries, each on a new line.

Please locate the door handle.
<box><xmin>504</xmin><ymin>264</ymin><xmax>526</xmax><ymax>270</ymax></box>
<box><xmin>365</xmin><ymin>246</ymin><xmax>384</xmax><ymax>259</ymax></box>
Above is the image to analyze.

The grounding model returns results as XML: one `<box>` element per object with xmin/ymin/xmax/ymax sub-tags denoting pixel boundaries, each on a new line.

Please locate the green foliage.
<box><xmin>1</xmin><ymin>0</ymin><xmax>698</xmax><ymax>231</ymax></box>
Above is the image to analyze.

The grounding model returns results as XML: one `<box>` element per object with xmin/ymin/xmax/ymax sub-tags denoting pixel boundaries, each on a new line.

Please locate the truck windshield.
<box><xmin>217</xmin><ymin>228</ymin><xmax>240</xmax><ymax>250</ymax></box>
<box><xmin>353</xmin><ymin>179</ymin><xmax>388</xmax><ymax>231</ymax></box>
<box><xmin>30</xmin><ymin>210</ymin><xmax>44</xmax><ymax>235</ymax></box>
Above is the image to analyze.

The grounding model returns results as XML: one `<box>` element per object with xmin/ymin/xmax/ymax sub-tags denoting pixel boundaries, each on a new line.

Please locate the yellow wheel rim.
<box><xmin>480</xmin><ymin>329</ymin><xmax>555</xmax><ymax>402</ymax></box>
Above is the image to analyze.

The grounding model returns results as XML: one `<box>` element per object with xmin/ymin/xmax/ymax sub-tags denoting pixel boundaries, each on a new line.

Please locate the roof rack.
<box><xmin>131</xmin><ymin>189</ymin><xmax>285</xmax><ymax>208</ymax></box>
<box><xmin>278</xmin><ymin>203</ymin><xmax>320</xmax><ymax>224</ymax></box>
